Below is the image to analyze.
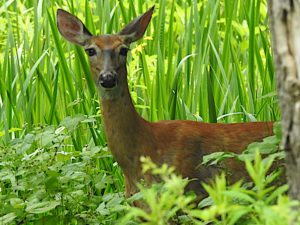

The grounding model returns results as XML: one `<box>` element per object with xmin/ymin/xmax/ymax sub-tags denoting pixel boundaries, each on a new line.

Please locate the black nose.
<box><xmin>99</xmin><ymin>72</ymin><xmax>117</xmax><ymax>88</ymax></box>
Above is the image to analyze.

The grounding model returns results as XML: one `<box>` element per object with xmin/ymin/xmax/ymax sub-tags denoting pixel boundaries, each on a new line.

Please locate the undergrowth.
<box><xmin>1</xmin><ymin>121</ymin><xmax>297</xmax><ymax>224</ymax></box>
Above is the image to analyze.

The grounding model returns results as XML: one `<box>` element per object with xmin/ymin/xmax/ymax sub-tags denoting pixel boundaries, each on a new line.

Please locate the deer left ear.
<box><xmin>57</xmin><ymin>9</ymin><xmax>92</xmax><ymax>46</ymax></box>
<box><xmin>118</xmin><ymin>5</ymin><xmax>155</xmax><ymax>44</ymax></box>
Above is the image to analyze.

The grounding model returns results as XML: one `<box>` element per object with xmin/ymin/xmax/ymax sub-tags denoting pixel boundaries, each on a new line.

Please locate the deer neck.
<box><xmin>99</xmin><ymin>80</ymin><xmax>150</xmax><ymax>171</ymax></box>
<box><xmin>100</xmin><ymin>86</ymin><xmax>145</xmax><ymax>134</ymax></box>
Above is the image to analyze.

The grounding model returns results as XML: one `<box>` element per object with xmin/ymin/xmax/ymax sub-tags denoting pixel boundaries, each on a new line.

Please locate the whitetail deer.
<box><xmin>57</xmin><ymin>6</ymin><xmax>282</xmax><ymax>205</ymax></box>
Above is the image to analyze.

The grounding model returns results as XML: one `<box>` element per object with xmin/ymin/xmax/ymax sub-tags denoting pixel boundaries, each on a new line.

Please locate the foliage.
<box><xmin>0</xmin><ymin>120</ymin><xmax>125</xmax><ymax>224</ymax></box>
<box><xmin>0</xmin><ymin>0</ymin><xmax>278</xmax><ymax>146</ymax></box>
<box><xmin>122</xmin><ymin>153</ymin><xmax>297</xmax><ymax>225</ymax></box>
<box><xmin>0</xmin><ymin>0</ymin><xmax>289</xmax><ymax>224</ymax></box>
<box><xmin>202</xmin><ymin>122</ymin><xmax>284</xmax><ymax>166</ymax></box>
<box><xmin>0</xmin><ymin>120</ymin><xmax>298</xmax><ymax>224</ymax></box>
<box><xmin>195</xmin><ymin>152</ymin><xmax>291</xmax><ymax>225</ymax></box>
<box><xmin>121</xmin><ymin>156</ymin><xmax>196</xmax><ymax>225</ymax></box>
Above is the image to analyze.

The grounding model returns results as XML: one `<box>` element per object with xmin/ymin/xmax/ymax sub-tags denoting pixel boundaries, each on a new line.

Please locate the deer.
<box><xmin>56</xmin><ymin>6</ymin><xmax>283</xmax><ymax>206</ymax></box>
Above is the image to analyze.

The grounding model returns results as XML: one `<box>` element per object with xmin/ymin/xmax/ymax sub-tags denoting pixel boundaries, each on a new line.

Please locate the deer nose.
<box><xmin>99</xmin><ymin>72</ymin><xmax>117</xmax><ymax>88</ymax></box>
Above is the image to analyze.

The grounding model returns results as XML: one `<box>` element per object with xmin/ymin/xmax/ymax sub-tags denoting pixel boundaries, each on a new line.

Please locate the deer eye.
<box><xmin>85</xmin><ymin>48</ymin><xmax>96</xmax><ymax>56</ymax></box>
<box><xmin>120</xmin><ymin>47</ymin><xmax>129</xmax><ymax>56</ymax></box>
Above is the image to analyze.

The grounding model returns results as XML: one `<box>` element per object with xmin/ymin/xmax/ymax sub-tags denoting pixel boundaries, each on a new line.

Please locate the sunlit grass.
<box><xmin>1</xmin><ymin>0</ymin><xmax>278</xmax><ymax>144</ymax></box>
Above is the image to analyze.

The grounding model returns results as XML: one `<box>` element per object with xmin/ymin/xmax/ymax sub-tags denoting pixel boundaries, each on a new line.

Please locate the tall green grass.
<box><xmin>0</xmin><ymin>0</ymin><xmax>278</xmax><ymax>145</ymax></box>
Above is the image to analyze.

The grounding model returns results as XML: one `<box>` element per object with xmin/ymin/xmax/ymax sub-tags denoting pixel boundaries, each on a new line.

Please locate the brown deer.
<box><xmin>56</xmin><ymin>6</ymin><xmax>279</xmax><ymax>205</ymax></box>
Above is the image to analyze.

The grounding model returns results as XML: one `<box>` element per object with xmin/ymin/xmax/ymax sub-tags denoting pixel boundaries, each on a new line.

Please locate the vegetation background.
<box><xmin>0</xmin><ymin>0</ymin><xmax>292</xmax><ymax>224</ymax></box>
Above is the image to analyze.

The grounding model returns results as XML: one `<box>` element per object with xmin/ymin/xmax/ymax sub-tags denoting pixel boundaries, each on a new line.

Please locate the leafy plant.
<box><xmin>192</xmin><ymin>151</ymin><xmax>291</xmax><ymax>225</ymax></box>
<box><xmin>0</xmin><ymin>120</ymin><xmax>125</xmax><ymax>224</ymax></box>
<box><xmin>121</xmin><ymin>151</ymin><xmax>295</xmax><ymax>225</ymax></box>
<box><xmin>120</xmin><ymin>156</ymin><xmax>196</xmax><ymax>224</ymax></box>
<box><xmin>202</xmin><ymin>122</ymin><xmax>285</xmax><ymax>167</ymax></box>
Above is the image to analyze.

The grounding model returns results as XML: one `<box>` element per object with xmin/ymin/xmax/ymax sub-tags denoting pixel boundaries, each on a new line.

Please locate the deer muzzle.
<box><xmin>99</xmin><ymin>72</ymin><xmax>117</xmax><ymax>89</ymax></box>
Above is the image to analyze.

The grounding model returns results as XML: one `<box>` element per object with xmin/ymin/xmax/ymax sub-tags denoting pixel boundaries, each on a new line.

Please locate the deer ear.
<box><xmin>118</xmin><ymin>6</ymin><xmax>154</xmax><ymax>44</ymax></box>
<box><xmin>57</xmin><ymin>9</ymin><xmax>92</xmax><ymax>46</ymax></box>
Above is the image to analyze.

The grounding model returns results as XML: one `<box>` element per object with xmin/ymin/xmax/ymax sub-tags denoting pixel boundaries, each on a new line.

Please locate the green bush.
<box><xmin>120</xmin><ymin>123</ymin><xmax>298</xmax><ymax>225</ymax></box>
<box><xmin>0</xmin><ymin>121</ymin><xmax>125</xmax><ymax>224</ymax></box>
<box><xmin>121</xmin><ymin>152</ymin><xmax>295</xmax><ymax>225</ymax></box>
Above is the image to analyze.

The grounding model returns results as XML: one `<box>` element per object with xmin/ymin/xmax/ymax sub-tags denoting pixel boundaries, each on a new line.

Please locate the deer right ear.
<box><xmin>57</xmin><ymin>9</ymin><xmax>92</xmax><ymax>46</ymax></box>
<box><xmin>118</xmin><ymin>6</ymin><xmax>155</xmax><ymax>44</ymax></box>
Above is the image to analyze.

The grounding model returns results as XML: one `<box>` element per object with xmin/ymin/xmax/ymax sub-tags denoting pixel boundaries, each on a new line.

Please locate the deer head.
<box><xmin>56</xmin><ymin>6</ymin><xmax>154</xmax><ymax>100</ymax></box>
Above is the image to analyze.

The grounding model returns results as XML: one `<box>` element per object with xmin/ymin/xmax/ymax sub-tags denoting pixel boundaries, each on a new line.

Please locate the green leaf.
<box><xmin>247</xmin><ymin>142</ymin><xmax>278</xmax><ymax>154</ymax></box>
<box><xmin>201</xmin><ymin>152</ymin><xmax>236</xmax><ymax>166</ymax></box>
<box><xmin>44</xmin><ymin>171</ymin><xmax>59</xmax><ymax>190</ymax></box>
<box><xmin>26</xmin><ymin>201</ymin><xmax>60</xmax><ymax>214</ymax></box>
<box><xmin>95</xmin><ymin>174</ymin><xmax>113</xmax><ymax>190</ymax></box>
<box><xmin>127</xmin><ymin>192</ymin><xmax>144</xmax><ymax>203</ymax></box>
<box><xmin>225</xmin><ymin>190</ymin><xmax>255</xmax><ymax>203</ymax></box>
<box><xmin>96</xmin><ymin>202</ymin><xmax>109</xmax><ymax>215</ymax></box>
<box><xmin>38</xmin><ymin>131</ymin><xmax>56</xmax><ymax>147</ymax></box>
<box><xmin>266</xmin><ymin>184</ymin><xmax>289</xmax><ymax>204</ymax></box>
<box><xmin>228</xmin><ymin>207</ymin><xmax>251</xmax><ymax>225</ymax></box>
<box><xmin>24</xmin><ymin>133</ymin><xmax>35</xmax><ymax>144</ymax></box>
<box><xmin>198</xmin><ymin>196</ymin><xmax>214</xmax><ymax>208</ymax></box>
<box><xmin>60</xmin><ymin>114</ymin><xmax>86</xmax><ymax>131</ymax></box>
<box><xmin>0</xmin><ymin>128</ymin><xmax>22</xmax><ymax>138</ymax></box>
<box><xmin>0</xmin><ymin>213</ymin><xmax>17</xmax><ymax>225</ymax></box>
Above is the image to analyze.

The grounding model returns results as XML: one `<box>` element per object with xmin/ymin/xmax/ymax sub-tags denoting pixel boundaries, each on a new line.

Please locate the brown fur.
<box><xmin>101</xmin><ymin>85</ymin><xmax>276</xmax><ymax>199</ymax></box>
<box><xmin>93</xmin><ymin>35</ymin><xmax>123</xmax><ymax>50</ymax></box>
